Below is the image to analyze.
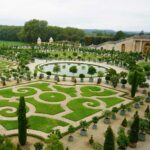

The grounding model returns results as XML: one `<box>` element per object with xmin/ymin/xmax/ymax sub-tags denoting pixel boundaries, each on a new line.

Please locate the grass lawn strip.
<box><xmin>26</xmin><ymin>97</ymin><xmax>65</xmax><ymax>115</ymax></box>
<box><xmin>0</xmin><ymin>116</ymin><xmax>68</xmax><ymax>133</ymax></box>
<box><xmin>28</xmin><ymin>83</ymin><xmax>52</xmax><ymax>91</ymax></box>
<box><xmin>98</xmin><ymin>97</ymin><xmax>124</xmax><ymax>108</ymax></box>
<box><xmin>0</xmin><ymin>99</ymin><xmax>29</xmax><ymax>117</ymax></box>
<box><xmin>39</xmin><ymin>92</ymin><xmax>66</xmax><ymax>102</ymax></box>
<box><xmin>0</xmin><ymin>87</ymin><xmax>37</xmax><ymax>98</ymax></box>
<box><xmin>53</xmin><ymin>85</ymin><xmax>77</xmax><ymax>97</ymax></box>
<box><xmin>63</xmin><ymin>98</ymin><xmax>101</xmax><ymax>121</ymax></box>
<box><xmin>81</xmin><ymin>86</ymin><xmax>116</xmax><ymax>97</ymax></box>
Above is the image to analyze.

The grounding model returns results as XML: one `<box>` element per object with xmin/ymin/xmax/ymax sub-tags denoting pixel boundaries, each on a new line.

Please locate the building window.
<box><xmin>121</xmin><ymin>44</ymin><xmax>125</xmax><ymax>52</ymax></box>
<box><xmin>143</xmin><ymin>43</ymin><xmax>150</xmax><ymax>54</ymax></box>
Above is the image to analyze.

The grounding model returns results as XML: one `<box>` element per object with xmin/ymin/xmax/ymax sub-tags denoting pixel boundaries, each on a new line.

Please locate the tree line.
<box><xmin>0</xmin><ymin>19</ymin><xmax>145</xmax><ymax>45</ymax></box>
<box><xmin>0</xmin><ymin>19</ymin><xmax>85</xmax><ymax>43</ymax></box>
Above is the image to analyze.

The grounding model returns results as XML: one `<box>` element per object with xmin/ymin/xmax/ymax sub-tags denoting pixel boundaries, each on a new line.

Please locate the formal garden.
<box><xmin>0</xmin><ymin>81</ymin><xmax>130</xmax><ymax>136</ymax></box>
<box><xmin>0</xmin><ymin>41</ymin><xmax>149</xmax><ymax>150</ymax></box>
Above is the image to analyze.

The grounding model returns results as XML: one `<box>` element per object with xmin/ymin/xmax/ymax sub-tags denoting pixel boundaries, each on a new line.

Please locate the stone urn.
<box><xmin>103</xmin><ymin>117</ymin><xmax>111</xmax><ymax>124</ymax></box>
<box><xmin>134</xmin><ymin>103</ymin><xmax>140</xmax><ymax>109</ymax></box>
<box><xmin>92</xmin><ymin>123</ymin><xmax>97</xmax><ymax>129</ymax></box>
<box><xmin>111</xmin><ymin>113</ymin><xmax>116</xmax><ymax>120</ymax></box>
<box><xmin>138</xmin><ymin>132</ymin><xmax>146</xmax><ymax>141</ymax></box>
<box><xmin>120</xmin><ymin>109</ymin><xmax>126</xmax><ymax>116</ymax></box>
<box><xmin>80</xmin><ymin>128</ymin><xmax>87</xmax><ymax>136</ymax></box>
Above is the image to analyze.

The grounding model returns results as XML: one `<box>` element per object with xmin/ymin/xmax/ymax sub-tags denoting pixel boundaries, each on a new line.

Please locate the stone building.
<box><xmin>91</xmin><ymin>35</ymin><xmax>150</xmax><ymax>53</ymax></box>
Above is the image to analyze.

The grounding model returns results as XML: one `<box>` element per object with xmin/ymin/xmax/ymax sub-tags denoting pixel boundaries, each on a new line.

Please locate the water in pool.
<box><xmin>42</xmin><ymin>62</ymin><xmax>106</xmax><ymax>77</ymax></box>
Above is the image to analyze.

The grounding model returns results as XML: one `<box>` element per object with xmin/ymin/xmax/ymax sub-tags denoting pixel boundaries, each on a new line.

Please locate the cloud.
<box><xmin>0</xmin><ymin>0</ymin><xmax>150</xmax><ymax>31</ymax></box>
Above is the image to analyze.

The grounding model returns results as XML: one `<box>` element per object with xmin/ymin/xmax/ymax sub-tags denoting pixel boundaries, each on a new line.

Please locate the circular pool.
<box><xmin>40</xmin><ymin>62</ymin><xmax>106</xmax><ymax>77</ymax></box>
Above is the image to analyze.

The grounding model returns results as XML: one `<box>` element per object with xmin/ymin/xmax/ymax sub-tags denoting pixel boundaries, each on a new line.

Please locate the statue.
<box><xmin>49</xmin><ymin>37</ymin><xmax>54</xmax><ymax>43</ymax></box>
<box><xmin>37</xmin><ymin>37</ymin><xmax>42</xmax><ymax>45</ymax></box>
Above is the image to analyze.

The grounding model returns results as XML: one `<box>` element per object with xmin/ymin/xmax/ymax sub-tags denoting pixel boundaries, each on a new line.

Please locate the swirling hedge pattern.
<box><xmin>80</xmin><ymin>86</ymin><xmax>116</xmax><ymax>97</ymax></box>
<box><xmin>0</xmin><ymin>100</ymin><xmax>29</xmax><ymax>117</ymax></box>
<box><xmin>0</xmin><ymin>116</ymin><xmax>68</xmax><ymax>133</ymax></box>
<box><xmin>0</xmin><ymin>82</ymin><xmax>126</xmax><ymax>134</ymax></box>
<box><xmin>0</xmin><ymin>87</ymin><xmax>37</xmax><ymax>98</ymax></box>
<box><xmin>64</xmin><ymin>98</ymin><xmax>101</xmax><ymax>121</ymax></box>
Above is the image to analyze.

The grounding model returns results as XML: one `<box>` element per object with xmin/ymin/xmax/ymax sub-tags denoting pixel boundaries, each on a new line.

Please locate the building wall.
<box><xmin>96</xmin><ymin>37</ymin><xmax>150</xmax><ymax>52</ymax></box>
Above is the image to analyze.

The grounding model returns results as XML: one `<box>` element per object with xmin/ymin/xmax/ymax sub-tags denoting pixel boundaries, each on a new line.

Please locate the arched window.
<box><xmin>143</xmin><ymin>43</ymin><xmax>150</xmax><ymax>54</ymax></box>
<box><xmin>121</xmin><ymin>44</ymin><xmax>125</xmax><ymax>52</ymax></box>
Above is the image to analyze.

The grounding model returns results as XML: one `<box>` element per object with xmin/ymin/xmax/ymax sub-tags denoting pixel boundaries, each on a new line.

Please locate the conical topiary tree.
<box><xmin>129</xmin><ymin>112</ymin><xmax>140</xmax><ymax>148</ymax></box>
<box><xmin>104</xmin><ymin>126</ymin><xmax>115</xmax><ymax>150</ymax></box>
<box><xmin>121</xmin><ymin>118</ymin><xmax>128</xmax><ymax>127</ymax></box>
<box><xmin>34</xmin><ymin>142</ymin><xmax>44</xmax><ymax>150</ymax></box>
<box><xmin>18</xmin><ymin>96</ymin><xmax>27</xmax><ymax>146</ymax></box>
<box><xmin>117</xmin><ymin>127</ymin><xmax>129</xmax><ymax>150</ymax></box>
<box><xmin>92</xmin><ymin>116</ymin><xmax>99</xmax><ymax>129</ymax></box>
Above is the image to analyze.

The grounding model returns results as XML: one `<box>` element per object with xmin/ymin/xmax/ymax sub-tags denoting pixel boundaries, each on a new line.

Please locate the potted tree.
<box><xmin>69</xmin><ymin>66</ymin><xmax>78</xmax><ymax>82</ymax></box>
<box><xmin>34</xmin><ymin>142</ymin><xmax>44</xmax><ymax>150</ymax></box>
<box><xmin>129</xmin><ymin>114</ymin><xmax>140</xmax><ymax>148</ymax></box>
<box><xmin>134</xmin><ymin>96</ymin><xmax>141</xmax><ymax>109</ymax></box>
<box><xmin>103</xmin><ymin>110</ymin><xmax>111</xmax><ymax>124</ymax></box>
<box><xmin>79</xmin><ymin>74</ymin><xmax>85</xmax><ymax>82</ymax></box>
<box><xmin>53</xmin><ymin>64</ymin><xmax>60</xmax><ymax>82</ymax></box>
<box><xmin>121</xmin><ymin>118</ymin><xmax>128</xmax><ymax>128</ymax></box>
<box><xmin>62</xmin><ymin>74</ymin><xmax>66</xmax><ymax>81</ymax></box>
<box><xmin>92</xmin><ymin>116</ymin><xmax>99</xmax><ymax>129</ymax></box>
<box><xmin>88</xmin><ymin>66</ymin><xmax>96</xmax><ymax>82</ymax></box>
<box><xmin>117</xmin><ymin>128</ymin><xmax>129</xmax><ymax>150</ymax></box>
<box><xmin>68</xmin><ymin>125</ymin><xmax>75</xmax><ymax>142</ymax></box>
<box><xmin>105</xmin><ymin>75</ymin><xmax>111</xmax><ymax>84</ymax></box>
<box><xmin>89</xmin><ymin>135</ymin><xmax>94</xmax><ymax>145</ymax></box>
<box><xmin>112</xmin><ymin>107</ymin><xmax>118</xmax><ymax>120</ymax></box>
<box><xmin>97</xmin><ymin>71</ymin><xmax>104</xmax><ymax>84</ymax></box>
<box><xmin>120</xmin><ymin>71</ymin><xmax>128</xmax><ymax>88</ymax></box>
<box><xmin>145</xmin><ymin>92</ymin><xmax>150</xmax><ymax>103</ymax></box>
<box><xmin>46</xmin><ymin>71</ymin><xmax>51</xmax><ymax>79</ymax></box>
<box><xmin>138</xmin><ymin>119</ymin><xmax>147</xmax><ymax>141</ymax></box>
<box><xmin>120</xmin><ymin>104</ymin><xmax>126</xmax><ymax>116</ymax></box>
<box><xmin>80</xmin><ymin>121</ymin><xmax>88</xmax><ymax>136</ymax></box>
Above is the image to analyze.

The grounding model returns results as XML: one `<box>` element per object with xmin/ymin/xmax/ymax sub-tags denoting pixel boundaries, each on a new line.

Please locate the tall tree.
<box><xmin>128</xmin><ymin>70</ymin><xmax>145</xmax><ymax>97</ymax></box>
<box><xmin>18</xmin><ymin>96</ymin><xmax>27</xmax><ymax>146</ymax></box>
<box><xmin>129</xmin><ymin>113</ymin><xmax>140</xmax><ymax>147</ymax></box>
<box><xmin>114</xmin><ymin>31</ymin><xmax>127</xmax><ymax>40</ymax></box>
<box><xmin>104</xmin><ymin>126</ymin><xmax>115</xmax><ymax>150</ymax></box>
<box><xmin>18</xmin><ymin>19</ymin><xmax>48</xmax><ymax>42</ymax></box>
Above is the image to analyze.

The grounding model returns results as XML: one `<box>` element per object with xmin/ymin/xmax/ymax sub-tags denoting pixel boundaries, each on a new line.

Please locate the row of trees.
<box><xmin>0</xmin><ymin>19</ymin><xmax>85</xmax><ymax>43</ymax></box>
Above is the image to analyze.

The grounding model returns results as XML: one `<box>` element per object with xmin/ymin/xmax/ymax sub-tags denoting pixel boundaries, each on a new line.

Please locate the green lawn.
<box><xmin>28</xmin><ymin>83</ymin><xmax>52</xmax><ymax>91</ymax></box>
<box><xmin>98</xmin><ymin>97</ymin><xmax>124</xmax><ymax>108</ymax></box>
<box><xmin>0</xmin><ymin>116</ymin><xmax>68</xmax><ymax>133</ymax></box>
<box><xmin>0</xmin><ymin>99</ymin><xmax>29</xmax><ymax>117</ymax></box>
<box><xmin>26</xmin><ymin>97</ymin><xmax>64</xmax><ymax>115</ymax></box>
<box><xmin>64</xmin><ymin>98</ymin><xmax>101</xmax><ymax>121</ymax></box>
<box><xmin>53</xmin><ymin>85</ymin><xmax>77</xmax><ymax>97</ymax></box>
<box><xmin>39</xmin><ymin>92</ymin><xmax>66</xmax><ymax>102</ymax></box>
<box><xmin>0</xmin><ymin>87</ymin><xmax>37</xmax><ymax>98</ymax></box>
<box><xmin>0</xmin><ymin>100</ymin><xmax>18</xmax><ymax>117</ymax></box>
<box><xmin>0</xmin><ymin>41</ymin><xmax>26</xmax><ymax>46</ymax></box>
<box><xmin>81</xmin><ymin>86</ymin><xmax>116</xmax><ymax>97</ymax></box>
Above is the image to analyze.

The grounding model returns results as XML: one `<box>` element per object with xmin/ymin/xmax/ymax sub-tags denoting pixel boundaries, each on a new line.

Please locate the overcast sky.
<box><xmin>0</xmin><ymin>0</ymin><xmax>150</xmax><ymax>31</ymax></box>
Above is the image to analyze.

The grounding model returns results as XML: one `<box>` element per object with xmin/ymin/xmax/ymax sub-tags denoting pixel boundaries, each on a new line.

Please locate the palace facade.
<box><xmin>90</xmin><ymin>35</ymin><xmax>150</xmax><ymax>53</ymax></box>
